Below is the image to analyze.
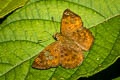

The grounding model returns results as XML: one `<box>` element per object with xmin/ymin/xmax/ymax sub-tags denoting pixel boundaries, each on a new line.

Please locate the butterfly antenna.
<box><xmin>36</xmin><ymin>30</ymin><xmax>53</xmax><ymax>44</ymax></box>
<box><xmin>51</xmin><ymin>17</ymin><xmax>58</xmax><ymax>33</ymax></box>
<box><xmin>44</xmin><ymin>30</ymin><xmax>53</xmax><ymax>35</ymax></box>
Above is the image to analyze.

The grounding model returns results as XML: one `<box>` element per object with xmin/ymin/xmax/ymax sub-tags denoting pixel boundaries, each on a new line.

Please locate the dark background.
<box><xmin>78</xmin><ymin>58</ymin><xmax>120</xmax><ymax>80</ymax></box>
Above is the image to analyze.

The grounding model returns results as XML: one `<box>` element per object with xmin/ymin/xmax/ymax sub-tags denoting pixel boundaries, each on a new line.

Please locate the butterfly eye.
<box><xmin>53</xmin><ymin>33</ymin><xmax>58</xmax><ymax>40</ymax></box>
<box><xmin>53</xmin><ymin>33</ymin><xmax>62</xmax><ymax>41</ymax></box>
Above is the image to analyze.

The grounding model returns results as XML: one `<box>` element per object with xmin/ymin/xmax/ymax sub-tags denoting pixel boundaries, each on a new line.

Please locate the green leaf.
<box><xmin>0</xmin><ymin>0</ymin><xmax>28</xmax><ymax>18</ymax></box>
<box><xmin>0</xmin><ymin>0</ymin><xmax>120</xmax><ymax>80</ymax></box>
<box><xmin>113</xmin><ymin>77</ymin><xmax>120</xmax><ymax>80</ymax></box>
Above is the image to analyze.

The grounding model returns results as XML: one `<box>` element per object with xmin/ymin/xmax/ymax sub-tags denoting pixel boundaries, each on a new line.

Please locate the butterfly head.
<box><xmin>53</xmin><ymin>33</ymin><xmax>63</xmax><ymax>41</ymax></box>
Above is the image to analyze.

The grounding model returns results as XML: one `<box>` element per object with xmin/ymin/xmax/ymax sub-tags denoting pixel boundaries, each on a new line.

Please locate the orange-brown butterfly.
<box><xmin>32</xmin><ymin>9</ymin><xmax>94</xmax><ymax>69</ymax></box>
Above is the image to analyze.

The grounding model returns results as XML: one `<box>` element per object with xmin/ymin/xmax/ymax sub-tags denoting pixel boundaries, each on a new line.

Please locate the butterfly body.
<box><xmin>32</xmin><ymin>9</ymin><xmax>94</xmax><ymax>69</ymax></box>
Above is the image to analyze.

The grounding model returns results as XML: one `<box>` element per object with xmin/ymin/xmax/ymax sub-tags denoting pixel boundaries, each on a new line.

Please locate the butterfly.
<box><xmin>32</xmin><ymin>9</ymin><xmax>94</xmax><ymax>69</ymax></box>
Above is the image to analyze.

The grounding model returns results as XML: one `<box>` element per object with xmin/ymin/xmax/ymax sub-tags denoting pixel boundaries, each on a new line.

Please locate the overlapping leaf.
<box><xmin>0</xmin><ymin>0</ymin><xmax>28</xmax><ymax>18</ymax></box>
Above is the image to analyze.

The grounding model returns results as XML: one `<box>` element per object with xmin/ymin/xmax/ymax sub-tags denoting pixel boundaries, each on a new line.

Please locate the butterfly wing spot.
<box><xmin>64</xmin><ymin>11</ymin><xmax>70</xmax><ymax>16</ymax></box>
<box><xmin>54</xmin><ymin>55</ymin><xmax>58</xmax><ymax>59</ymax></box>
<box><xmin>49</xmin><ymin>56</ymin><xmax>54</xmax><ymax>60</ymax></box>
<box><xmin>44</xmin><ymin>51</ymin><xmax>54</xmax><ymax>60</ymax></box>
<box><xmin>70</xmin><ymin>19</ymin><xmax>75</xmax><ymax>24</ymax></box>
<box><xmin>44</xmin><ymin>51</ymin><xmax>50</xmax><ymax>57</ymax></box>
<box><xmin>64</xmin><ymin>20</ymin><xmax>69</xmax><ymax>24</ymax></box>
<box><xmin>34</xmin><ymin>58</ymin><xmax>41</xmax><ymax>64</ymax></box>
<box><xmin>61</xmin><ymin>54</ymin><xmax>64</xmax><ymax>58</ymax></box>
<box><xmin>64</xmin><ymin>17</ymin><xmax>76</xmax><ymax>24</ymax></box>
<box><xmin>65</xmin><ymin>53</ymin><xmax>68</xmax><ymax>56</ymax></box>
<box><xmin>46</xmin><ymin>57</ymin><xmax>49</xmax><ymax>60</ymax></box>
<box><xmin>32</xmin><ymin>54</ymin><xmax>49</xmax><ymax>69</ymax></box>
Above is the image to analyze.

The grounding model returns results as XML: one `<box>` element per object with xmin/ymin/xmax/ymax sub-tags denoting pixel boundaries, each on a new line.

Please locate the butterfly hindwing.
<box><xmin>60</xmin><ymin>41</ymin><xmax>84</xmax><ymax>69</ymax></box>
<box><xmin>70</xmin><ymin>27</ymin><xmax>94</xmax><ymax>51</ymax></box>
<box><xmin>32</xmin><ymin>41</ymin><xmax>61</xmax><ymax>69</ymax></box>
<box><xmin>78</xmin><ymin>28</ymin><xmax>94</xmax><ymax>51</ymax></box>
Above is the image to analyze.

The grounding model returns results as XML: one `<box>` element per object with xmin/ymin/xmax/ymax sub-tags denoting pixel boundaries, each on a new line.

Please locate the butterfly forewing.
<box><xmin>61</xmin><ymin>9</ymin><xmax>83</xmax><ymax>36</ymax></box>
<box><xmin>32</xmin><ymin>41</ymin><xmax>61</xmax><ymax>69</ymax></box>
